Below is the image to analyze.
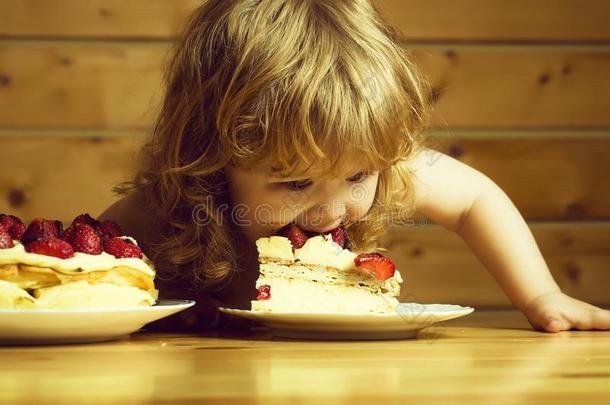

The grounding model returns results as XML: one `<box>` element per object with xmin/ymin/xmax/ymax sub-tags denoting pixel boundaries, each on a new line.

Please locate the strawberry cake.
<box><xmin>251</xmin><ymin>224</ymin><xmax>402</xmax><ymax>313</ymax></box>
<box><xmin>0</xmin><ymin>213</ymin><xmax>157</xmax><ymax>309</ymax></box>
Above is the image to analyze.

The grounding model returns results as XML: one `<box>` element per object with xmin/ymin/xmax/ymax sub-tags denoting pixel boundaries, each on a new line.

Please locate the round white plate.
<box><xmin>219</xmin><ymin>303</ymin><xmax>475</xmax><ymax>340</ymax></box>
<box><xmin>0</xmin><ymin>299</ymin><xmax>195</xmax><ymax>345</ymax></box>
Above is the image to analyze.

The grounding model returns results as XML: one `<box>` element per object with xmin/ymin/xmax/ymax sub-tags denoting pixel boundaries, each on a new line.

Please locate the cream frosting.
<box><xmin>33</xmin><ymin>281</ymin><xmax>156</xmax><ymax>309</ymax></box>
<box><xmin>0</xmin><ymin>279</ymin><xmax>37</xmax><ymax>309</ymax></box>
<box><xmin>0</xmin><ymin>240</ymin><xmax>155</xmax><ymax>277</ymax></box>
<box><xmin>256</xmin><ymin>234</ymin><xmax>356</xmax><ymax>269</ymax></box>
<box><xmin>256</xmin><ymin>233</ymin><xmax>402</xmax><ymax>283</ymax></box>
<box><xmin>255</xmin><ymin>236</ymin><xmax>295</xmax><ymax>261</ymax></box>
<box><xmin>251</xmin><ymin>276</ymin><xmax>399</xmax><ymax>313</ymax></box>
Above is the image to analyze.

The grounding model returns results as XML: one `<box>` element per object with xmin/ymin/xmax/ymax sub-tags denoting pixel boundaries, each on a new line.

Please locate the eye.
<box><xmin>346</xmin><ymin>171</ymin><xmax>368</xmax><ymax>183</ymax></box>
<box><xmin>284</xmin><ymin>179</ymin><xmax>313</xmax><ymax>191</ymax></box>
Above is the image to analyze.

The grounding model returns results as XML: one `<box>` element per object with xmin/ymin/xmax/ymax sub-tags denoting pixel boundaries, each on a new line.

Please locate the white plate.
<box><xmin>0</xmin><ymin>299</ymin><xmax>195</xmax><ymax>345</ymax></box>
<box><xmin>219</xmin><ymin>303</ymin><xmax>475</xmax><ymax>340</ymax></box>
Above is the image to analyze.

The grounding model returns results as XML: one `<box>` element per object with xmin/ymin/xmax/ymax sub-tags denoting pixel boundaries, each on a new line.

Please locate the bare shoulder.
<box><xmin>401</xmin><ymin>146</ymin><xmax>495</xmax><ymax>231</ymax></box>
<box><xmin>98</xmin><ymin>190</ymin><xmax>159</xmax><ymax>251</ymax></box>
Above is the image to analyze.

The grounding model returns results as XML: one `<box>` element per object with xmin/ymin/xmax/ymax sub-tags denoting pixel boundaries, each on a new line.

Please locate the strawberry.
<box><xmin>0</xmin><ymin>214</ymin><xmax>26</xmax><ymax>240</ymax></box>
<box><xmin>328</xmin><ymin>225</ymin><xmax>346</xmax><ymax>248</ymax></box>
<box><xmin>21</xmin><ymin>218</ymin><xmax>62</xmax><ymax>244</ymax></box>
<box><xmin>0</xmin><ymin>228</ymin><xmax>13</xmax><ymax>249</ymax></box>
<box><xmin>68</xmin><ymin>223</ymin><xmax>102</xmax><ymax>255</ymax></box>
<box><xmin>25</xmin><ymin>238</ymin><xmax>74</xmax><ymax>259</ymax></box>
<box><xmin>73</xmin><ymin>213</ymin><xmax>99</xmax><ymax>227</ymax></box>
<box><xmin>276</xmin><ymin>223</ymin><xmax>308</xmax><ymax>249</ymax></box>
<box><xmin>103</xmin><ymin>237</ymin><xmax>142</xmax><ymax>259</ymax></box>
<box><xmin>256</xmin><ymin>284</ymin><xmax>271</xmax><ymax>300</ymax></box>
<box><xmin>98</xmin><ymin>220</ymin><xmax>122</xmax><ymax>239</ymax></box>
<box><xmin>354</xmin><ymin>252</ymin><xmax>396</xmax><ymax>281</ymax></box>
<box><xmin>0</xmin><ymin>214</ymin><xmax>14</xmax><ymax>230</ymax></box>
<box><xmin>60</xmin><ymin>224</ymin><xmax>76</xmax><ymax>243</ymax></box>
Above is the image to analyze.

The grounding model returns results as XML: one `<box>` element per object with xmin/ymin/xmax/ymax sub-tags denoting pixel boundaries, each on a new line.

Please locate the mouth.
<box><xmin>301</xmin><ymin>218</ymin><xmax>346</xmax><ymax>234</ymax></box>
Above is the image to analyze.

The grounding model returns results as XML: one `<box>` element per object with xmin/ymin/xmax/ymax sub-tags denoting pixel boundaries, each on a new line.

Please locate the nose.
<box><xmin>297</xmin><ymin>182</ymin><xmax>348</xmax><ymax>233</ymax></box>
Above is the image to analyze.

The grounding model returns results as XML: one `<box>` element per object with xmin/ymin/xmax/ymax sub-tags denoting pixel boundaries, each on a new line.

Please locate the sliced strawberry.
<box><xmin>0</xmin><ymin>214</ymin><xmax>26</xmax><ymax>240</ymax></box>
<box><xmin>21</xmin><ymin>218</ymin><xmax>62</xmax><ymax>244</ymax></box>
<box><xmin>256</xmin><ymin>284</ymin><xmax>271</xmax><ymax>300</ymax></box>
<box><xmin>328</xmin><ymin>225</ymin><xmax>346</xmax><ymax>248</ymax></box>
<box><xmin>276</xmin><ymin>223</ymin><xmax>308</xmax><ymax>249</ymax></box>
<box><xmin>25</xmin><ymin>238</ymin><xmax>74</xmax><ymax>259</ymax></box>
<box><xmin>68</xmin><ymin>223</ymin><xmax>102</xmax><ymax>255</ymax></box>
<box><xmin>98</xmin><ymin>220</ymin><xmax>122</xmax><ymax>239</ymax></box>
<box><xmin>0</xmin><ymin>228</ymin><xmax>14</xmax><ymax>249</ymax></box>
<box><xmin>103</xmin><ymin>237</ymin><xmax>142</xmax><ymax>259</ymax></box>
<box><xmin>354</xmin><ymin>252</ymin><xmax>396</xmax><ymax>281</ymax></box>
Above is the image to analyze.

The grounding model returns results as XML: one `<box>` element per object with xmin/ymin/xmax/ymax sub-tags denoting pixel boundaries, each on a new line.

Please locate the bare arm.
<box><xmin>405</xmin><ymin>147</ymin><xmax>610</xmax><ymax>332</ymax></box>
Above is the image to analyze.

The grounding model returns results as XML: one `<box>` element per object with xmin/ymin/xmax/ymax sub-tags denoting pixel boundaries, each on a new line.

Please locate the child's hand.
<box><xmin>523</xmin><ymin>291</ymin><xmax>610</xmax><ymax>333</ymax></box>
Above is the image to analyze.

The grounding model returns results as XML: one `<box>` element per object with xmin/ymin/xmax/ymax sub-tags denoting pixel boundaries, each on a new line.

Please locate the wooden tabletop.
<box><xmin>1</xmin><ymin>310</ymin><xmax>609</xmax><ymax>404</ymax></box>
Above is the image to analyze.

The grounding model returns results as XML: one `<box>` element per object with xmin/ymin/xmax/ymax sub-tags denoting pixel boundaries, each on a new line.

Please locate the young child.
<box><xmin>100</xmin><ymin>0</ymin><xmax>609</xmax><ymax>333</ymax></box>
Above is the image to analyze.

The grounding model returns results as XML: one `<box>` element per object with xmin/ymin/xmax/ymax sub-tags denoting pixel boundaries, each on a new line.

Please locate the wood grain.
<box><xmin>0</xmin><ymin>135</ymin><xmax>142</xmax><ymax>222</ymax></box>
<box><xmin>0</xmin><ymin>311</ymin><xmax>609</xmax><ymax>404</ymax></box>
<box><xmin>0</xmin><ymin>42</ymin><xmax>164</xmax><ymax>128</ymax></box>
<box><xmin>1</xmin><ymin>42</ymin><xmax>610</xmax><ymax>128</ymax></box>
<box><xmin>1</xmin><ymin>0</ymin><xmax>609</xmax><ymax>42</ymax></box>
<box><xmin>383</xmin><ymin>223</ymin><xmax>610</xmax><ymax>307</ymax></box>
<box><xmin>2</xmin><ymin>133</ymin><xmax>608</xmax><ymax>222</ymax></box>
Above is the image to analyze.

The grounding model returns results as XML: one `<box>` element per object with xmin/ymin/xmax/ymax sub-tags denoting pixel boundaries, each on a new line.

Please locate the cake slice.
<box><xmin>0</xmin><ymin>213</ymin><xmax>157</xmax><ymax>309</ymax></box>
<box><xmin>251</xmin><ymin>226</ymin><xmax>402</xmax><ymax>313</ymax></box>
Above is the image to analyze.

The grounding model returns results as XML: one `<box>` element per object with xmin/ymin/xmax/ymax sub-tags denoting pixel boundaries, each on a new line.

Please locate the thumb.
<box><xmin>525</xmin><ymin>310</ymin><xmax>569</xmax><ymax>333</ymax></box>
<box><xmin>542</xmin><ymin>317</ymin><xmax>570</xmax><ymax>333</ymax></box>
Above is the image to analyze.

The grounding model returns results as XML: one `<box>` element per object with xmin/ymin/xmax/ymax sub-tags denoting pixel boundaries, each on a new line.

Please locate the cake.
<box><xmin>0</xmin><ymin>213</ymin><xmax>157</xmax><ymax>309</ymax></box>
<box><xmin>251</xmin><ymin>224</ymin><xmax>402</xmax><ymax>313</ymax></box>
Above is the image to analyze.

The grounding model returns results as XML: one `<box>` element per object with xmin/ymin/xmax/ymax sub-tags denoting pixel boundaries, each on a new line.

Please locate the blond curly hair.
<box><xmin>116</xmin><ymin>0</ymin><xmax>432</xmax><ymax>292</ymax></box>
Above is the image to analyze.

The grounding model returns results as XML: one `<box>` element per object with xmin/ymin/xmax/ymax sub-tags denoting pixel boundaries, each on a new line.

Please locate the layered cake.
<box><xmin>0</xmin><ymin>213</ymin><xmax>157</xmax><ymax>309</ymax></box>
<box><xmin>252</xmin><ymin>224</ymin><xmax>402</xmax><ymax>313</ymax></box>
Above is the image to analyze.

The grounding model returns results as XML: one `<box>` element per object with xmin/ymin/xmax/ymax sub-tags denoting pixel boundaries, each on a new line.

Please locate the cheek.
<box><xmin>229</xmin><ymin>184</ymin><xmax>305</xmax><ymax>233</ymax></box>
<box><xmin>346</xmin><ymin>178</ymin><xmax>378</xmax><ymax>221</ymax></box>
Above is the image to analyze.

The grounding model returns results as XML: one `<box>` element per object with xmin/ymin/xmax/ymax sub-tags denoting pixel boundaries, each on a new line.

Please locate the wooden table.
<box><xmin>1</xmin><ymin>310</ymin><xmax>609</xmax><ymax>404</ymax></box>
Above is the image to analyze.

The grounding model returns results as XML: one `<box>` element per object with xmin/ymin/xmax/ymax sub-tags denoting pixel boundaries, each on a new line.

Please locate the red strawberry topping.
<box><xmin>21</xmin><ymin>218</ymin><xmax>62</xmax><ymax>244</ymax></box>
<box><xmin>276</xmin><ymin>223</ymin><xmax>308</xmax><ymax>249</ymax></box>
<box><xmin>103</xmin><ymin>237</ymin><xmax>142</xmax><ymax>259</ymax></box>
<box><xmin>25</xmin><ymin>238</ymin><xmax>74</xmax><ymax>259</ymax></box>
<box><xmin>354</xmin><ymin>252</ymin><xmax>396</xmax><ymax>281</ymax></box>
<box><xmin>73</xmin><ymin>213</ymin><xmax>99</xmax><ymax>227</ymax></box>
<box><xmin>328</xmin><ymin>225</ymin><xmax>346</xmax><ymax>248</ymax></box>
<box><xmin>256</xmin><ymin>284</ymin><xmax>271</xmax><ymax>300</ymax></box>
<box><xmin>0</xmin><ymin>214</ymin><xmax>26</xmax><ymax>240</ymax></box>
<box><xmin>67</xmin><ymin>223</ymin><xmax>102</xmax><ymax>255</ymax></box>
<box><xmin>98</xmin><ymin>220</ymin><xmax>122</xmax><ymax>239</ymax></box>
<box><xmin>0</xmin><ymin>228</ymin><xmax>14</xmax><ymax>249</ymax></box>
<box><xmin>60</xmin><ymin>224</ymin><xmax>76</xmax><ymax>243</ymax></box>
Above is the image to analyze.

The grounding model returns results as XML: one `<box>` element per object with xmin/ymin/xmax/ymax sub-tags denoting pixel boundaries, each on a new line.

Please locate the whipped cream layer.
<box><xmin>0</xmin><ymin>279</ymin><xmax>37</xmax><ymax>309</ymax></box>
<box><xmin>0</xmin><ymin>240</ymin><xmax>155</xmax><ymax>277</ymax></box>
<box><xmin>33</xmin><ymin>281</ymin><xmax>156</xmax><ymax>309</ymax></box>
<box><xmin>256</xmin><ymin>234</ymin><xmax>402</xmax><ymax>284</ymax></box>
<box><xmin>251</xmin><ymin>276</ymin><xmax>399</xmax><ymax>313</ymax></box>
<box><xmin>259</xmin><ymin>262</ymin><xmax>402</xmax><ymax>296</ymax></box>
<box><xmin>256</xmin><ymin>234</ymin><xmax>356</xmax><ymax>270</ymax></box>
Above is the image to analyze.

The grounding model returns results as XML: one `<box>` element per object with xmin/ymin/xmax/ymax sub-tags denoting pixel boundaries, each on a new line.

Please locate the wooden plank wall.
<box><xmin>0</xmin><ymin>0</ymin><xmax>608</xmax><ymax>308</ymax></box>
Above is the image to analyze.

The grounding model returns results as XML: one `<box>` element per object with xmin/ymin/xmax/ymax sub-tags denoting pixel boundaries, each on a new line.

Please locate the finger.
<box><xmin>543</xmin><ymin>318</ymin><xmax>569</xmax><ymax>333</ymax></box>
<box><xmin>570</xmin><ymin>308</ymin><xmax>610</xmax><ymax>331</ymax></box>
<box><xmin>527</xmin><ymin>311</ymin><xmax>570</xmax><ymax>333</ymax></box>
<box><xmin>591</xmin><ymin>309</ymin><xmax>610</xmax><ymax>330</ymax></box>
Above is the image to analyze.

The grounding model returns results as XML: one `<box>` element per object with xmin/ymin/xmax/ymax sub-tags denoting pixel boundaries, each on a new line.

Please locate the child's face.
<box><xmin>225</xmin><ymin>162</ymin><xmax>379</xmax><ymax>243</ymax></box>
